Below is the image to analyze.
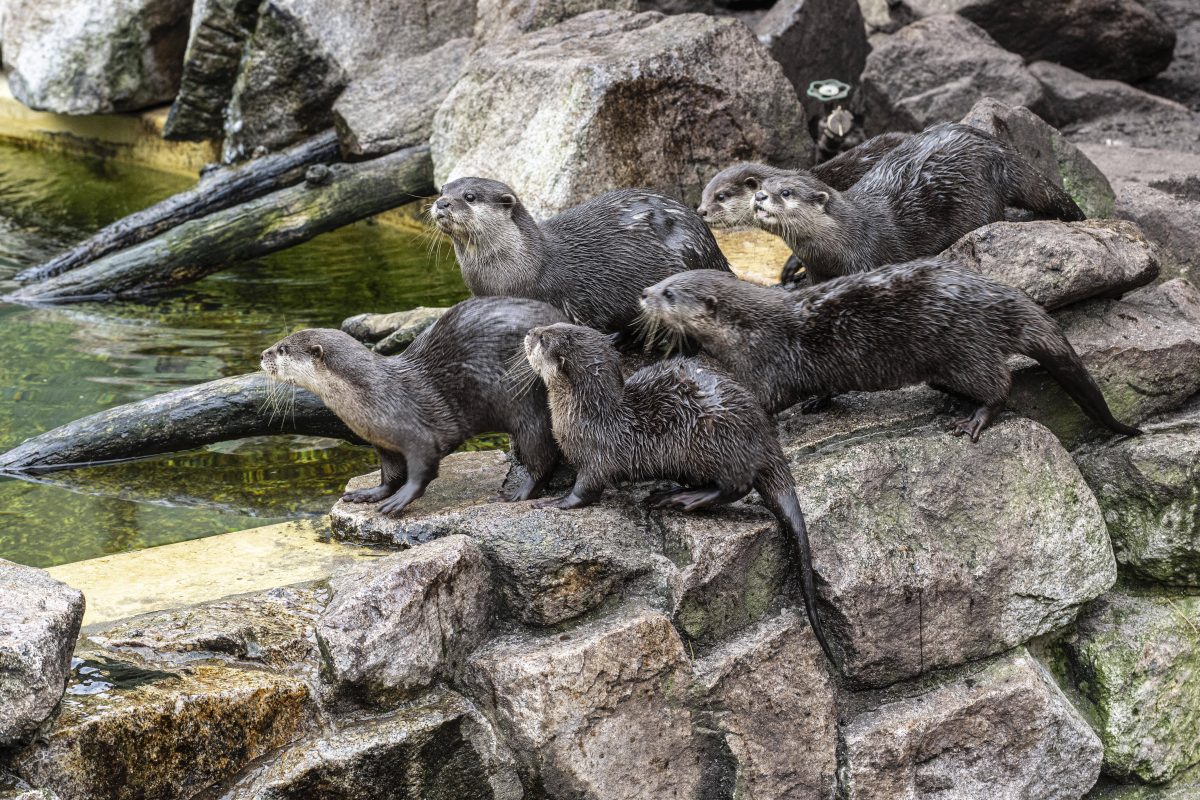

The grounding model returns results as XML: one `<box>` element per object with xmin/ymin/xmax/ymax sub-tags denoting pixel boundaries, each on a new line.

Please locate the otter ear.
<box><xmin>743</xmin><ymin>176</ymin><xmax>760</xmax><ymax>190</ymax></box>
<box><xmin>309</xmin><ymin>343</ymin><xmax>324</xmax><ymax>362</ymax></box>
<box><xmin>704</xmin><ymin>295</ymin><xmax>718</xmax><ymax>313</ymax></box>
<box><xmin>812</xmin><ymin>191</ymin><xmax>830</xmax><ymax>211</ymax></box>
<box><xmin>498</xmin><ymin>193</ymin><xmax>517</xmax><ymax>211</ymax></box>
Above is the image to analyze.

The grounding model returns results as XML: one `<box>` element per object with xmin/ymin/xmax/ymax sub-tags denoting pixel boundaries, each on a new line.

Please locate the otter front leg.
<box><xmin>532</xmin><ymin>472</ymin><xmax>604</xmax><ymax>510</ymax></box>
<box><xmin>377</xmin><ymin>452</ymin><xmax>439</xmax><ymax>516</ymax></box>
<box><xmin>341</xmin><ymin>448</ymin><xmax>407</xmax><ymax>504</ymax></box>
<box><xmin>949</xmin><ymin>402</ymin><xmax>1004</xmax><ymax>443</ymax></box>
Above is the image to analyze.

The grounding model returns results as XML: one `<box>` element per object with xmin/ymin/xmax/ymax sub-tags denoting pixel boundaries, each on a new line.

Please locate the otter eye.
<box><xmin>464</xmin><ymin>192</ymin><xmax>476</xmax><ymax>202</ymax></box>
<box><xmin>781</xmin><ymin>189</ymin><xmax>792</xmax><ymax>198</ymax></box>
<box><xmin>280</xmin><ymin>345</ymin><xmax>288</xmax><ymax>355</ymax></box>
<box><xmin>716</xmin><ymin>192</ymin><xmax>726</xmax><ymax>202</ymax></box>
<box><xmin>663</xmin><ymin>288</ymin><xmax>675</xmax><ymax>301</ymax></box>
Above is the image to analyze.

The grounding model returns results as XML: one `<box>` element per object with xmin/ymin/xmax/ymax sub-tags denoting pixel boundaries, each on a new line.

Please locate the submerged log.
<box><xmin>0</xmin><ymin>373</ymin><xmax>361</xmax><ymax>475</ymax></box>
<box><xmin>15</xmin><ymin>131</ymin><xmax>342</xmax><ymax>284</ymax></box>
<box><xmin>6</xmin><ymin>144</ymin><xmax>434</xmax><ymax>304</ymax></box>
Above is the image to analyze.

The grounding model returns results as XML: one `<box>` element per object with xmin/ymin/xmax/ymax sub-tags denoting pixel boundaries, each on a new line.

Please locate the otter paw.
<box><xmin>377</xmin><ymin>495</ymin><xmax>414</xmax><ymax>516</ymax></box>
<box><xmin>948</xmin><ymin>418</ymin><xmax>984</xmax><ymax>443</ymax></box>
<box><xmin>799</xmin><ymin>394</ymin><xmax>833</xmax><ymax>414</ymax></box>
<box><xmin>341</xmin><ymin>486</ymin><xmax>393</xmax><ymax>504</ymax></box>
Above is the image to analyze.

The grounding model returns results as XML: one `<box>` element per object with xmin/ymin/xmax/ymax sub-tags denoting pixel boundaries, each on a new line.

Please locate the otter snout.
<box><xmin>696</xmin><ymin>206</ymin><xmax>708</xmax><ymax>218</ymax></box>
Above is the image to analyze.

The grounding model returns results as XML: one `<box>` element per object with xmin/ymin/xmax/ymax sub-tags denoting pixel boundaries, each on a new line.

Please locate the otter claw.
<box><xmin>341</xmin><ymin>486</ymin><xmax>393</xmax><ymax>504</ymax></box>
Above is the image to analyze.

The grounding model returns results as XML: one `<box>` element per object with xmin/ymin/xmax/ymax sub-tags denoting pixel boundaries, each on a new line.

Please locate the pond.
<box><xmin>0</xmin><ymin>142</ymin><xmax>468</xmax><ymax>569</ymax></box>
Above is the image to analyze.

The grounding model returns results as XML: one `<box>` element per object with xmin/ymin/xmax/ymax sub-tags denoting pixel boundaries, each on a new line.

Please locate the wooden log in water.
<box><xmin>15</xmin><ymin>131</ymin><xmax>342</xmax><ymax>284</ymax></box>
<box><xmin>0</xmin><ymin>373</ymin><xmax>361</xmax><ymax>475</ymax></box>
<box><xmin>6</xmin><ymin>144</ymin><xmax>433</xmax><ymax>304</ymax></box>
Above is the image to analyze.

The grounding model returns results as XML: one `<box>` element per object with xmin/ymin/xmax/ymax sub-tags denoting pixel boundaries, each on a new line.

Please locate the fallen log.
<box><xmin>15</xmin><ymin>130</ymin><xmax>341</xmax><ymax>284</ymax></box>
<box><xmin>0</xmin><ymin>373</ymin><xmax>362</xmax><ymax>475</ymax></box>
<box><xmin>6</xmin><ymin>144</ymin><xmax>434</xmax><ymax>304</ymax></box>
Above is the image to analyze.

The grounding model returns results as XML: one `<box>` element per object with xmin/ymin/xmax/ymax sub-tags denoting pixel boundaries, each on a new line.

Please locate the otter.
<box><xmin>639</xmin><ymin>265</ymin><xmax>1141</xmax><ymax>441</ymax></box>
<box><xmin>752</xmin><ymin>123</ymin><xmax>1085</xmax><ymax>284</ymax></box>
<box><xmin>433</xmin><ymin>178</ymin><xmax>732</xmax><ymax>335</ymax></box>
<box><xmin>523</xmin><ymin>322</ymin><xmax>834</xmax><ymax>665</ymax></box>
<box><xmin>260</xmin><ymin>297</ymin><xmax>567</xmax><ymax>515</ymax></box>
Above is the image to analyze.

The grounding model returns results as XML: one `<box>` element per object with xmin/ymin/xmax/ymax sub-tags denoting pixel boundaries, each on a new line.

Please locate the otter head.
<box><xmin>697</xmin><ymin>163</ymin><xmax>777</xmax><ymax>228</ymax></box>
<box><xmin>524</xmin><ymin>323</ymin><xmax>622</xmax><ymax>391</ymax></box>
<box><xmin>753</xmin><ymin>174</ymin><xmax>836</xmax><ymax>240</ymax></box>
<box><xmin>260</xmin><ymin>328</ymin><xmax>362</xmax><ymax>398</ymax></box>
<box><xmin>640</xmin><ymin>270</ymin><xmax>747</xmax><ymax>345</ymax></box>
<box><xmin>431</xmin><ymin>177</ymin><xmax>526</xmax><ymax>244</ymax></box>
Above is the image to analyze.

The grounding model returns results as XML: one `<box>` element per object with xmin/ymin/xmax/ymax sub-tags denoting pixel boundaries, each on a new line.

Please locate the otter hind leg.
<box><xmin>533</xmin><ymin>472</ymin><xmax>604</xmax><ymax>510</ymax></box>
<box><xmin>377</xmin><ymin>452</ymin><xmax>439</xmax><ymax>516</ymax></box>
<box><xmin>342</xmin><ymin>448</ymin><xmax>407</xmax><ymax>504</ymax></box>
<box><xmin>647</xmin><ymin>484</ymin><xmax>749</xmax><ymax>511</ymax></box>
<box><xmin>949</xmin><ymin>402</ymin><xmax>1004</xmax><ymax>443</ymax></box>
<box><xmin>502</xmin><ymin>425</ymin><xmax>561</xmax><ymax>502</ymax></box>
<box><xmin>935</xmin><ymin>361</ymin><xmax>1011</xmax><ymax>443</ymax></box>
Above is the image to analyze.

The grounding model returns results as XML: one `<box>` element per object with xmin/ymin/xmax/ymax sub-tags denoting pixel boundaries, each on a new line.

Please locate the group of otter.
<box><xmin>261</xmin><ymin>122</ymin><xmax>1140</xmax><ymax>668</ymax></box>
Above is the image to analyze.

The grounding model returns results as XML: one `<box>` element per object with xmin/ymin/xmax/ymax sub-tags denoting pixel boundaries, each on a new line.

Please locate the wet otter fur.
<box><xmin>752</xmin><ymin>123</ymin><xmax>1086</xmax><ymax>284</ymax></box>
<box><xmin>523</xmin><ymin>322</ymin><xmax>834</xmax><ymax>665</ymax></box>
<box><xmin>260</xmin><ymin>297</ymin><xmax>566</xmax><ymax>515</ymax></box>
<box><xmin>639</xmin><ymin>265</ymin><xmax>1142</xmax><ymax>441</ymax></box>
<box><xmin>433</xmin><ymin>178</ymin><xmax>731</xmax><ymax>334</ymax></box>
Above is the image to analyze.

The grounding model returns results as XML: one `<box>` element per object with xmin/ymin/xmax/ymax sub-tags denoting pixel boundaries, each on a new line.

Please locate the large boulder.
<box><xmin>788</xmin><ymin>416</ymin><xmax>1116</xmax><ymax>687</ymax></box>
<box><xmin>839</xmin><ymin>649</ymin><xmax>1103</xmax><ymax>799</ymax></box>
<box><xmin>221</xmin><ymin>688</ymin><xmax>523</xmax><ymax>800</ymax></box>
<box><xmin>1139</xmin><ymin>0</ymin><xmax>1200</xmax><ymax>113</ymax></box>
<box><xmin>316</xmin><ymin>535</ymin><xmax>494</xmax><ymax>705</ymax></box>
<box><xmin>473</xmin><ymin>0</ymin><xmax>637</xmax><ymax>42</ymax></box>
<box><xmin>903</xmin><ymin>0</ymin><xmax>1175</xmax><ymax>83</ymax></box>
<box><xmin>1053</xmin><ymin>591</ymin><xmax>1200</xmax><ymax>784</ymax></box>
<box><xmin>753</xmin><ymin>0</ymin><xmax>870</xmax><ymax>122</ymax></box>
<box><xmin>1010</xmin><ymin>279</ymin><xmax>1200</xmax><ymax>447</ymax></box>
<box><xmin>960</xmin><ymin>97</ymin><xmax>1116</xmax><ymax>219</ymax></box>
<box><xmin>693</xmin><ymin>609</ymin><xmax>837</xmax><ymax>799</ymax></box>
<box><xmin>1028</xmin><ymin>60</ymin><xmax>1193</xmax><ymax>130</ymax></box>
<box><xmin>2</xmin><ymin>0</ymin><xmax>192</xmax><ymax>114</ymax></box>
<box><xmin>0</xmin><ymin>561</ymin><xmax>84</xmax><ymax>747</ymax></box>
<box><xmin>432</xmin><ymin>10</ymin><xmax>813</xmax><ymax>217</ymax></box>
<box><xmin>940</xmin><ymin>219</ymin><xmax>1159</xmax><ymax>310</ymax></box>
<box><xmin>860</xmin><ymin>14</ymin><xmax>1044</xmax><ymax>135</ymax></box>
<box><xmin>1075</xmin><ymin>404</ymin><xmax>1200</xmax><ymax>586</ymax></box>
<box><xmin>12</xmin><ymin>659</ymin><xmax>309</xmax><ymax>800</ymax></box>
<box><xmin>463</xmin><ymin>608</ymin><xmax>705</xmax><ymax>798</ymax></box>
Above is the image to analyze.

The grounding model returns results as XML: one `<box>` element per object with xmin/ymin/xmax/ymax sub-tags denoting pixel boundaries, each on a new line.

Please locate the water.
<box><xmin>0</xmin><ymin>142</ymin><xmax>469</xmax><ymax>568</ymax></box>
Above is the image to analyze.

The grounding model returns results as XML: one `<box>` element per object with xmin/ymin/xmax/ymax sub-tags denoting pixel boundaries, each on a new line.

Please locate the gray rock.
<box><xmin>317</xmin><ymin>536</ymin><xmax>494</xmax><ymax>705</ymax></box>
<box><xmin>903</xmin><ymin>0</ymin><xmax>1175</xmax><ymax>83</ymax></box>
<box><xmin>1075</xmin><ymin>404</ymin><xmax>1200</xmax><ymax>586</ymax></box>
<box><xmin>1029</xmin><ymin>61</ymin><xmax>1192</xmax><ymax>130</ymax></box>
<box><xmin>1052</xmin><ymin>591</ymin><xmax>1200</xmax><ymax>784</ymax></box>
<box><xmin>432</xmin><ymin>10</ymin><xmax>812</xmax><ymax>217</ymax></box>
<box><xmin>789</xmin><ymin>417</ymin><xmax>1115</xmax><ymax>688</ymax></box>
<box><xmin>839</xmin><ymin>648</ymin><xmax>1103</xmax><ymax>799</ymax></box>
<box><xmin>1010</xmin><ymin>279</ymin><xmax>1200</xmax><ymax>447</ymax></box>
<box><xmin>463</xmin><ymin>607</ymin><xmax>704</xmax><ymax>798</ymax></box>
<box><xmin>474</xmin><ymin>0</ymin><xmax>637</xmax><ymax>42</ymax></box>
<box><xmin>754</xmin><ymin>0</ymin><xmax>870</xmax><ymax>122</ymax></box>
<box><xmin>857</xmin><ymin>0</ymin><xmax>917</xmax><ymax>34</ymax></box>
<box><xmin>0</xmin><ymin>560</ymin><xmax>84</xmax><ymax>747</ymax></box>
<box><xmin>860</xmin><ymin>14</ymin><xmax>1044</xmax><ymax>135</ymax></box>
<box><xmin>163</xmin><ymin>0</ymin><xmax>261</xmax><ymax>141</ymax></box>
<box><xmin>1138</xmin><ymin>0</ymin><xmax>1200</xmax><ymax>115</ymax></box>
<box><xmin>941</xmin><ymin>219</ymin><xmax>1159</xmax><ymax>310</ymax></box>
<box><xmin>375</xmin><ymin>308</ymin><xmax>452</xmax><ymax>355</ymax></box>
<box><xmin>340</xmin><ymin>306</ymin><xmax>447</xmax><ymax>346</ymax></box>
<box><xmin>13</xmin><ymin>659</ymin><xmax>309</xmax><ymax>800</ymax></box>
<box><xmin>221</xmin><ymin>688</ymin><xmax>522</xmax><ymax>800</ymax></box>
<box><xmin>960</xmin><ymin>97</ymin><xmax>1116</xmax><ymax>219</ymax></box>
<box><xmin>333</xmin><ymin>39</ymin><xmax>469</xmax><ymax>158</ymax></box>
<box><xmin>0</xmin><ymin>791</ymin><xmax>61</xmax><ymax>800</ymax></box>
<box><xmin>693</xmin><ymin>609</ymin><xmax>837</xmax><ymax>799</ymax></box>
<box><xmin>2</xmin><ymin>0</ymin><xmax>192</xmax><ymax>114</ymax></box>
<box><xmin>1088</xmin><ymin>764</ymin><xmax>1200</xmax><ymax>799</ymax></box>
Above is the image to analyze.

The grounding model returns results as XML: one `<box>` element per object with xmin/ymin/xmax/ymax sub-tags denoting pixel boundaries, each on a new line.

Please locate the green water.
<box><xmin>0</xmin><ymin>142</ymin><xmax>469</xmax><ymax>568</ymax></box>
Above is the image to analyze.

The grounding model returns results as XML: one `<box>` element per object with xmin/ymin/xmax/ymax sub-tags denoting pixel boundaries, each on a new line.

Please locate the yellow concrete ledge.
<box><xmin>46</xmin><ymin>519</ymin><xmax>389</xmax><ymax>627</ymax></box>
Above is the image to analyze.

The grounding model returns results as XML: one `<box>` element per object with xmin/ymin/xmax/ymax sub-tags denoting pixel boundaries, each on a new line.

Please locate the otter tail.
<box><xmin>755</xmin><ymin>465</ymin><xmax>836</xmax><ymax>667</ymax></box>
<box><xmin>1013</xmin><ymin>165</ymin><xmax>1086</xmax><ymax>222</ymax></box>
<box><xmin>1023</xmin><ymin>332</ymin><xmax>1142</xmax><ymax>437</ymax></box>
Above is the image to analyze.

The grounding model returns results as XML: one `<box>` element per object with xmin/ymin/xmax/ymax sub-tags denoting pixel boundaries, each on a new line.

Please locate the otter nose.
<box><xmin>435</xmin><ymin>197</ymin><xmax>451</xmax><ymax>210</ymax></box>
<box><xmin>260</xmin><ymin>348</ymin><xmax>270</xmax><ymax>360</ymax></box>
<box><xmin>696</xmin><ymin>207</ymin><xmax>707</xmax><ymax>217</ymax></box>
<box><xmin>754</xmin><ymin>191</ymin><xmax>767</xmax><ymax>202</ymax></box>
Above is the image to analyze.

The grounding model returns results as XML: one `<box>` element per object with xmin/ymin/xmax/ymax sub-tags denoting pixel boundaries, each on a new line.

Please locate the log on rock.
<box><xmin>6</xmin><ymin>144</ymin><xmax>434</xmax><ymax>304</ymax></box>
<box><xmin>0</xmin><ymin>373</ymin><xmax>361</xmax><ymax>475</ymax></box>
<box><xmin>15</xmin><ymin>131</ymin><xmax>342</xmax><ymax>284</ymax></box>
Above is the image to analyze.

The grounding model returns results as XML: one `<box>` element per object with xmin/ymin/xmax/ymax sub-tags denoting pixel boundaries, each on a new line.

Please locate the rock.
<box><xmin>1088</xmin><ymin>764</ymin><xmax>1200</xmax><ymax>798</ymax></box>
<box><xmin>903</xmin><ymin>0</ymin><xmax>1175</xmax><ymax>83</ymax></box>
<box><xmin>1138</xmin><ymin>0</ymin><xmax>1200</xmax><ymax>114</ymax></box>
<box><xmin>1010</xmin><ymin>279</ymin><xmax>1200</xmax><ymax>447</ymax></box>
<box><xmin>163</xmin><ymin>0</ymin><xmax>261</xmax><ymax>141</ymax></box>
<box><xmin>1075</xmin><ymin>404</ymin><xmax>1200</xmax><ymax>586</ymax></box>
<box><xmin>432</xmin><ymin>10</ymin><xmax>812</xmax><ymax>217</ymax></box>
<box><xmin>221</xmin><ymin>688</ymin><xmax>522</xmax><ymax>800</ymax></box>
<box><xmin>340</xmin><ymin>306</ymin><xmax>447</xmax><ymax>346</ymax></box>
<box><xmin>788</xmin><ymin>417</ymin><xmax>1115</xmax><ymax>688</ymax></box>
<box><xmin>331</xmin><ymin>453</ymin><xmax>663</xmax><ymax>626</ymax></box>
<box><xmin>333</xmin><ymin>39</ymin><xmax>470</xmax><ymax>158</ymax></box>
<box><xmin>839</xmin><ymin>648</ymin><xmax>1103</xmax><ymax>799</ymax></box>
<box><xmin>857</xmin><ymin>0</ymin><xmax>917</xmax><ymax>34</ymax></box>
<box><xmin>375</xmin><ymin>308</ymin><xmax>452</xmax><ymax>355</ymax></box>
<box><xmin>0</xmin><ymin>560</ymin><xmax>84</xmax><ymax>747</ymax></box>
<box><xmin>85</xmin><ymin>585</ymin><xmax>324</xmax><ymax>675</ymax></box>
<box><xmin>317</xmin><ymin>536</ymin><xmax>494</xmax><ymax>705</ymax></box>
<box><xmin>0</xmin><ymin>791</ymin><xmax>61</xmax><ymax>800</ymax></box>
<box><xmin>693</xmin><ymin>610</ymin><xmax>837</xmax><ymax>799</ymax></box>
<box><xmin>1111</xmin><ymin>183</ymin><xmax>1200</xmax><ymax>284</ymax></box>
<box><xmin>2</xmin><ymin>0</ymin><xmax>192</xmax><ymax>114</ymax></box>
<box><xmin>961</xmin><ymin>97</ymin><xmax>1116</xmax><ymax>219</ymax></box>
<box><xmin>941</xmin><ymin>219</ymin><xmax>1159</xmax><ymax>310</ymax></box>
<box><xmin>13</xmin><ymin>659</ymin><xmax>308</xmax><ymax>800</ymax></box>
<box><xmin>474</xmin><ymin>0</ymin><xmax>637</xmax><ymax>42</ymax></box>
<box><xmin>860</xmin><ymin>15</ymin><xmax>1044</xmax><ymax>135</ymax></box>
<box><xmin>1028</xmin><ymin>60</ymin><xmax>1192</xmax><ymax>130</ymax></box>
<box><xmin>753</xmin><ymin>0</ymin><xmax>870</xmax><ymax>122</ymax></box>
<box><xmin>463</xmin><ymin>608</ymin><xmax>705</xmax><ymax>798</ymax></box>
<box><xmin>1053</xmin><ymin>591</ymin><xmax>1200</xmax><ymax>784</ymax></box>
